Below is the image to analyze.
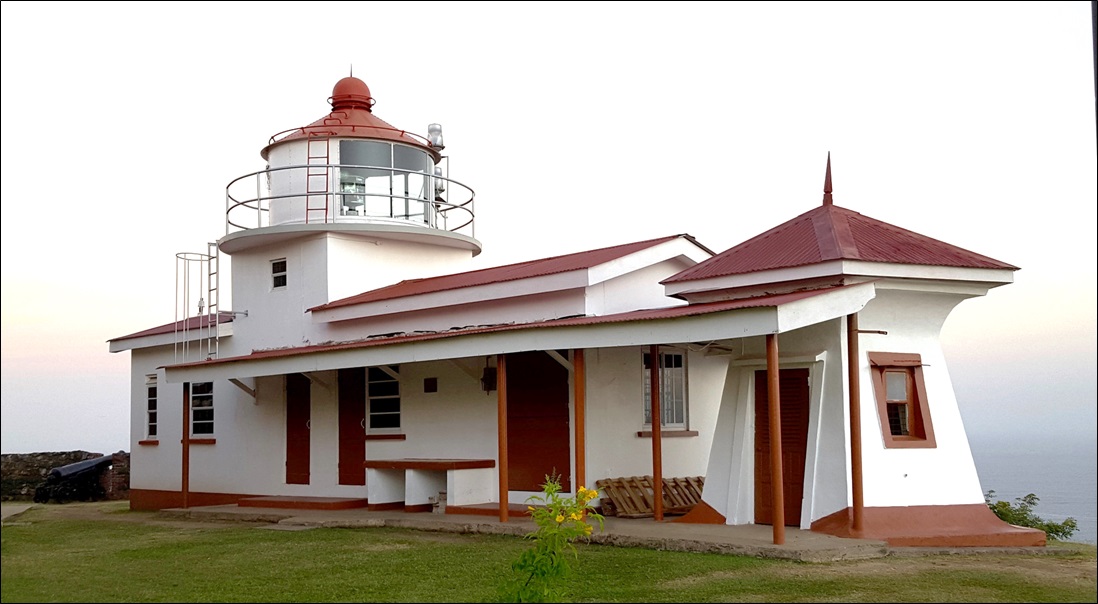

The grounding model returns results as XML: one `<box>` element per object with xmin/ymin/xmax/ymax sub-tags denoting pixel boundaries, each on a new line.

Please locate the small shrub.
<box><xmin>502</xmin><ymin>475</ymin><xmax>604</xmax><ymax>602</ymax></box>
<box><xmin>985</xmin><ymin>490</ymin><xmax>1078</xmax><ymax>541</ymax></box>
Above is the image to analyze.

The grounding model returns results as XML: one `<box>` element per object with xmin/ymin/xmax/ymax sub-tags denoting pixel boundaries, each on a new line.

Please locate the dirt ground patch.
<box><xmin>4</xmin><ymin>500</ymin><xmax>251</xmax><ymax>530</ymax></box>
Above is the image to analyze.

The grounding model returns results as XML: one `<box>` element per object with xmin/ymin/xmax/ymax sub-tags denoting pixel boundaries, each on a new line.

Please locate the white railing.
<box><xmin>225</xmin><ymin>164</ymin><xmax>475</xmax><ymax>238</ymax></box>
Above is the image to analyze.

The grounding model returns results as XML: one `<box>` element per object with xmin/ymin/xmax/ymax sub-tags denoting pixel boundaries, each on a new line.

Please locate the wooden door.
<box><xmin>337</xmin><ymin>368</ymin><xmax>366</xmax><ymax>486</ymax></box>
<box><xmin>286</xmin><ymin>373</ymin><xmax>311</xmax><ymax>485</ymax></box>
<box><xmin>506</xmin><ymin>351</ymin><xmax>571</xmax><ymax>492</ymax></box>
<box><xmin>754</xmin><ymin>368</ymin><xmax>810</xmax><ymax>526</ymax></box>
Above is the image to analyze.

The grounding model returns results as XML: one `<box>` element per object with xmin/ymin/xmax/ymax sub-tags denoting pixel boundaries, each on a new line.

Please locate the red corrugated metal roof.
<box><xmin>664</xmin><ymin>203</ymin><xmax>1018</xmax><ymax>283</ymax></box>
<box><xmin>311</xmin><ymin>234</ymin><xmax>703</xmax><ymax>312</ymax></box>
<box><xmin>170</xmin><ymin>286</ymin><xmax>844</xmax><ymax>370</ymax></box>
<box><xmin>108</xmin><ymin>313</ymin><xmax>233</xmax><ymax>343</ymax></box>
<box><xmin>260</xmin><ymin>76</ymin><xmax>437</xmax><ymax>161</ymax></box>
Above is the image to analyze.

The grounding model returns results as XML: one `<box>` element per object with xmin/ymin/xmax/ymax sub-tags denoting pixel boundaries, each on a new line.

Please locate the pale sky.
<box><xmin>2</xmin><ymin>1</ymin><xmax>1095</xmax><ymax>455</ymax></box>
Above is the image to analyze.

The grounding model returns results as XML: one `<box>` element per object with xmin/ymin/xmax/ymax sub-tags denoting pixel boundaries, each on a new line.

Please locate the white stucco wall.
<box><xmin>702</xmin><ymin>286</ymin><xmax>986</xmax><ymax>528</ymax></box>
<box><xmin>701</xmin><ymin>322</ymin><xmax>846</xmax><ymax>528</ymax></box>
<box><xmin>185</xmin><ymin>373</ymin><xmax>292</xmax><ymax>496</ymax></box>
<box><xmin>156</xmin><ymin>345</ymin><xmax>727</xmax><ymax>502</ymax></box>
<box><xmin>227</xmin><ymin>237</ymin><xmax>328</xmax><ymax>351</ymax></box>
<box><xmin>854</xmin><ymin>288</ymin><xmax>985</xmax><ymax>507</ymax></box>
<box><xmin>174</xmin><ymin>357</ymin><xmax>502</xmax><ymax>500</ymax></box>
<box><xmin>228</xmin><ymin>232</ymin><xmax>476</xmax><ymax>352</ymax></box>
<box><xmin>325</xmin><ymin>233</ymin><xmax>473</xmax><ymax>302</ymax></box>
<box><xmin>360</xmin><ymin>358</ymin><xmax>501</xmax><ymax>462</ymax></box>
<box><xmin>128</xmin><ymin>346</ymin><xmax>183</xmax><ymax>494</ymax></box>
<box><xmin>128</xmin><ymin>349</ymin><xmax>292</xmax><ymax>498</ymax></box>
<box><xmin>586</xmin><ymin>259</ymin><xmax>692</xmax><ymax>315</ymax></box>
<box><xmin>583</xmin><ymin>346</ymin><xmax>724</xmax><ymax>484</ymax></box>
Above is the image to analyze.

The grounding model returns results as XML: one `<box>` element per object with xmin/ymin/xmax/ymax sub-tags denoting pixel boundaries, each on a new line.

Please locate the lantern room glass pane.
<box><xmin>340</xmin><ymin>140</ymin><xmax>391</xmax><ymax>174</ymax></box>
<box><xmin>393</xmin><ymin>144</ymin><xmax>429</xmax><ymax>172</ymax></box>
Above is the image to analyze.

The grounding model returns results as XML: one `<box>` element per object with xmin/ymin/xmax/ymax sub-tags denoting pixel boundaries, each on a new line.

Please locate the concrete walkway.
<box><xmin>0</xmin><ymin>502</ymin><xmax>34</xmax><ymax>522</ymax></box>
<box><xmin>157</xmin><ymin>503</ymin><xmax>890</xmax><ymax>562</ymax></box>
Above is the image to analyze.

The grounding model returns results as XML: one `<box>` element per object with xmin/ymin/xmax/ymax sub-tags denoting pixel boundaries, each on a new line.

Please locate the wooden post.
<box><xmin>496</xmin><ymin>354</ymin><xmax>509</xmax><ymax>523</ymax></box>
<box><xmin>848</xmin><ymin>314</ymin><xmax>865</xmax><ymax>535</ymax></box>
<box><xmin>649</xmin><ymin>345</ymin><xmax>664</xmax><ymax>522</ymax></box>
<box><xmin>573</xmin><ymin>349</ymin><xmax>586</xmax><ymax>492</ymax></box>
<box><xmin>181</xmin><ymin>382</ymin><xmax>190</xmax><ymax>509</ymax></box>
<box><xmin>766</xmin><ymin>334</ymin><xmax>785</xmax><ymax>545</ymax></box>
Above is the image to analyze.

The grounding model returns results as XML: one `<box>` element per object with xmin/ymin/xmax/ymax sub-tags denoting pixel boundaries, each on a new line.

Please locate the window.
<box><xmin>868</xmin><ymin>352</ymin><xmax>936</xmax><ymax>448</ymax></box>
<box><xmin>642</xmin><ymin>349</ymin><xmax>688</xmax><ymax>429</ymax></box>
<box><xmin>367</xmin><ymin>366</ymin><xmax>400</xmax><ymax>430</ymax></box>
<box><xmin>190</xmin><ymin>381</ymin><xmax>214</xmax><ymax>436</ymax></box>
<box><xmin>145</xmin><ymin>375</ymin><xmax>158</xmax><ymax>439</ymax></box>
<box><xmin>271</xmin><ymin>259</ymin><xmax>287</xmax><ymax>289</ymax></box>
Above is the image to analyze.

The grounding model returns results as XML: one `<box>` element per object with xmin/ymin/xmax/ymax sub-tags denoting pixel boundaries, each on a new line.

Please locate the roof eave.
<box><xmin>163</xmin><ymin>284</ymin><xmax>875</xmax><ymax>384</ymax></box>
<box><xmin>108</xmin><ymin>323</ymin><xmax>233</xmax><ymax>353</ymax></box>
<box><xmin>664</xmin><ymin>260</ymin><xmax>1014</xmax><ymax>301</ymax></box>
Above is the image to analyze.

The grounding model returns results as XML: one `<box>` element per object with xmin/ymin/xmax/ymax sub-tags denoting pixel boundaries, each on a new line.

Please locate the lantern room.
<box><xmin>220</xmin><ymin>76</ymin><xmax>478</xmax><ymax>256</ymax></box>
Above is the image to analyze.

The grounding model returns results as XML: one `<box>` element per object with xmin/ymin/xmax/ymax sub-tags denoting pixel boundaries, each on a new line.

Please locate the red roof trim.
<box><xmin>311</xmin><ymin>234</ymin><xmax>709</xmax><ymax>312</ymax></box>
<box><xmin>168</xmin><ymin>286</ymin><xmax>846</xmax><ymax>370</ymax></box>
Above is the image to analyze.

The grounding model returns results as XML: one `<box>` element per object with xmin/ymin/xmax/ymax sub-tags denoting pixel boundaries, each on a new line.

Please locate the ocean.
<box><xmin>969</xmin><ymin>433</ymin><xmax>1097</xmax><ymax>545</ymax></box>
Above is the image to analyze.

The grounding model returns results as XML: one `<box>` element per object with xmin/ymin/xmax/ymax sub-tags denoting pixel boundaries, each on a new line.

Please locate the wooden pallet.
<box><xmin>595</xmin><ymin>476</ymin><xmax>704</xmax><ymax>518</ymax></box>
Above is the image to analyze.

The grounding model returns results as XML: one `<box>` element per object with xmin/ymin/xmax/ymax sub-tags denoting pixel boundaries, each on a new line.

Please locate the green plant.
<box><xmin>985</xmin><ymin>490</ymin><xmax>1078</xmax><ymax>541</ymax></box>
<box><xmin>502</xmin><ymin>475</ymin><xmax>605</xmax><ymax>602</ymax></box>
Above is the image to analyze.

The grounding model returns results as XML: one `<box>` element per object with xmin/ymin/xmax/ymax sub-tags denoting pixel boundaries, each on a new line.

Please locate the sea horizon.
<box><xmin>969</xmin><ymin>431</ymin><xmax>1097</xmax><ymax>545</ymax></box>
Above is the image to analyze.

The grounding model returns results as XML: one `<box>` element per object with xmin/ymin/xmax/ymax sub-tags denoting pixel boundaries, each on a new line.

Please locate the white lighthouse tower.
<box><xmin>216</xmin><ymin>75</ymin><xmax>481</xmax><ymax>352</ymax></box>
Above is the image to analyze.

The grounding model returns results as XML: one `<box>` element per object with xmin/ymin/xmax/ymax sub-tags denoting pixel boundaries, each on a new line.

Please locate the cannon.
<box><xmin>33</xmin><ymin>455</ymin><xmax>113</xmax><ymax>503</ymax></box>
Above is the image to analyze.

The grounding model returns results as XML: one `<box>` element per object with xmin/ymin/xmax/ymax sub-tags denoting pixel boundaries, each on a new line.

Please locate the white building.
<box><xmin>109</xmin><ymin>75</ymin><xmax>1043</xmax><ymax>547</ymax></box>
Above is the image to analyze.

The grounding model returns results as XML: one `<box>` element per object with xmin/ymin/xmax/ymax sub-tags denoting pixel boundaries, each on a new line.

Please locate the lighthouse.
<box><xmin>217</xmin><ymin>76</ymin><xmax>481</xmax><ymax>351</ymax></box>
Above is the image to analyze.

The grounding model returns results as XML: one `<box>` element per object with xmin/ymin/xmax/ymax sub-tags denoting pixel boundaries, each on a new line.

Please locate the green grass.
<box><xmin>2</xmin><ymin>502</ymin><xmax>1094</xmax><ymax>603</ymax></box>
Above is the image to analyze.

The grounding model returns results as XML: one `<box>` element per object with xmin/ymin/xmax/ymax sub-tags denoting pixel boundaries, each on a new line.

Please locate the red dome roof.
<box><xmin>330</xmin><ymin>76</ymin><xmax>375</xmax><ymax>111</ymax></box>
<box><xmin>261</xmin><ymin>76</ymin><xmax>438</xmax><ymax>161</ymax></box>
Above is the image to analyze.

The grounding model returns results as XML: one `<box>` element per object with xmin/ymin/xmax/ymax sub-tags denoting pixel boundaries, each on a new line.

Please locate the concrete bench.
<box><xmin>362</xmin><ymin>458</ymin><xmax>496</xmax><ymax>512</ymax></box>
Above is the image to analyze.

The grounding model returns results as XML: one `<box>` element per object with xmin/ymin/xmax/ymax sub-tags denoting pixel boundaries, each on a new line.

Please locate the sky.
<box><xmin>1</xmin><ymin>1</ymin><xmax>1095</xmax><ymax>456</ymax></box>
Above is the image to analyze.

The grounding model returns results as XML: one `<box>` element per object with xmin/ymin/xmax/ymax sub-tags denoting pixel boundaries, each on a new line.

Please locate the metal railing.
<box><xmin>225</xmin><ymin>163</ymin><xmax>475</xmax><ymax>238</ymax></box>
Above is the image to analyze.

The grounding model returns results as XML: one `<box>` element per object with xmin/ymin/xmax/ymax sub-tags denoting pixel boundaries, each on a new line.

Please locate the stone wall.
<box><xmin>0</xmin><ymin>450</ymin><xmax>130</xmax><ymax>501</ymax></box>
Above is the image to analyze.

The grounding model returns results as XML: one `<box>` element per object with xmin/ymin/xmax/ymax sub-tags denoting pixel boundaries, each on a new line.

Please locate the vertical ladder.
<box><xmin>204</xmin><ymin>242</ymin><xmax>219</xmax><ymax>360</ymax></box>
<box><xmin>305</xmin><ymin>136</ymin><xmax>330</xmax><ymax>224</ymax></box>
<box><xmin>174</xmin><ymin>250</ymin><xmax>215</xmax><ymax>364</ymax></box>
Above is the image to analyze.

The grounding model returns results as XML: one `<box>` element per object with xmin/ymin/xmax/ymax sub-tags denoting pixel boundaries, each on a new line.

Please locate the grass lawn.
<box><xmin>1</xmin><ymin>501</ymin><xmax>1094</xmax><ymax>603</ymax></box>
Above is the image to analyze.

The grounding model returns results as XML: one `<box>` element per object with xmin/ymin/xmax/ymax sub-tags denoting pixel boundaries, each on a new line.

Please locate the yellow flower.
<box><xmin>527</xmin><ymin>506</ymin><xmax>535</xmax><ymax>511</ymax></box>
<box><xmin>584</xmin><ymin>524</ymin><xmax>593</xmax><ymax>535</ymax></box>
<box><xmin>577</xmin><ymin>486</ymin><xmax>587</xmax><ymax>495</ymax></box>
<box><xmin>555</xmin><ymin>514</ymin><xmax>565</xmax><ymax>523</ymax></box>
<box><xmin>570</xmin><ymin>512</ymin><xmax>581</xmax><ymax>521</ymax></box>
<box><xmin>585</xmin><ymin>490</ymin><xmax>598</xmax><ymax>500</ymax></box>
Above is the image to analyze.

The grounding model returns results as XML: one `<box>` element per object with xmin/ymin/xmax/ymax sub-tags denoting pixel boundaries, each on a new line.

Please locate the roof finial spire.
<box><xmin>822</xmin><ymin>152</ymin><xmax>833</xmax><ymax>206</ymax></box>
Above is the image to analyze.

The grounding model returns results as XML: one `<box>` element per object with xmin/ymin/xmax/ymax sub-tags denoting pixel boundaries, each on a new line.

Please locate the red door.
<box><xmin>286</xmin><ymin>373</ymin><xmax>311</xmax><ymax>485</ymax></box>
<box><xmin>754</xmin><ymin>368</ymin><xmax>810</xmax><ymax>526</ymax></box>
<box><xmin>506</xmin><ymin>351</ymin><xmax>571</xmax><ymax>492</ymax></box>
<box><xmin>337</xmin><ymin>368</ymin><xmax>366</xmax><ymax>486</ymax></box>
